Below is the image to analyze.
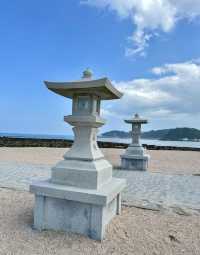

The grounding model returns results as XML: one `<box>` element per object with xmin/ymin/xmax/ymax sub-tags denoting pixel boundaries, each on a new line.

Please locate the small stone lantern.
<box><xmin>121</xmin><ymin>114</ymin><xmax>150</xmax><ymax>171</ymax></box>
<box><xmin>30</xmin><ymin>69</ymin><xmax>126</xmax><ymax>240</ymax></box>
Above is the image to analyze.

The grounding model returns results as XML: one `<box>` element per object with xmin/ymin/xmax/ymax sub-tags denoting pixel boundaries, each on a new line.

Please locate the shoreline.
<box><xmin>0</xmin><ymin>136</ymin><xmax>200</xmax><ymax>151</ymax></box>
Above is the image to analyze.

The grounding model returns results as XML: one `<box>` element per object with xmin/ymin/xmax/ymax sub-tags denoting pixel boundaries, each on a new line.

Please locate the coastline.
<box><xmin>1</xmin><ymin>136</ymin><xmax>200</xmax><ymax>151</ymax></box>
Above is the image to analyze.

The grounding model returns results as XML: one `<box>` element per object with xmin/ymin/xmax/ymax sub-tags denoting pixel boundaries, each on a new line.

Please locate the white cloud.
<box><xmin>82</xmin><ymin>0</ymin><xmax>200</xmax><ymax>56</ymax></box>
<box><xmin>102</xmin><ymin>60</ymin><xmax>200</xmax><ymax>122</ymax></box>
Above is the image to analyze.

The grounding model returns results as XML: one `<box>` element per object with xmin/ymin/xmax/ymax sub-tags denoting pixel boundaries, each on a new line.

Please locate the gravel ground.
<box><xmin>0</xmin><ymin>147</ymin><xmax>200</xmax><ymax>175</ymax></box>
<box><xmin>0</xmin><ymin>188</ymin><xmax>200</xmax><ymax>255</ymax></box>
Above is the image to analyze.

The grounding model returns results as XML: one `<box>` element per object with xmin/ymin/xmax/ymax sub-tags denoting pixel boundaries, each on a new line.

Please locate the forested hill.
<box><xmin>100</xmin><ymin>130</ymin><xmax>131</xmax><ymax>138</ymax></box>
<box><xmin>101</xmin><ymin>128</ymin><xmax>200</xmax><ymax>141</ymax></box>
<box><xmin>161</xmin><ymin>128</ymin><xmax>200</xmax><ymax>141</ymax></box>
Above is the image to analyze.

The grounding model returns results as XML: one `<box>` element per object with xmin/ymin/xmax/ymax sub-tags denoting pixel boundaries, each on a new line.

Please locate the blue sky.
<box><xmin>0</xmin><ymin>0</ymin><xmax>200</xmax><ymax>135</ymax></box>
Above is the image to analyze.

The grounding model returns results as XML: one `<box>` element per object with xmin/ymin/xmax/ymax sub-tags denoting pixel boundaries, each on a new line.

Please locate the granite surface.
<box><xmin>1</xmin><ymin>160</ymin><xmax>200</xmax><ymax>214</ymax></box>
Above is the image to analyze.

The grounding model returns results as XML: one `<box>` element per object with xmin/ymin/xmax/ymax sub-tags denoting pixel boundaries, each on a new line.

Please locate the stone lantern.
<box><xmin>121</xmin><ymin>113</ymin><xmax>150</xmax><ymax>171</ymax></box>
<box><xmin>30</xmin><ymin>69</ymin><xmax>126</xmax><ymax>240</ymax></box>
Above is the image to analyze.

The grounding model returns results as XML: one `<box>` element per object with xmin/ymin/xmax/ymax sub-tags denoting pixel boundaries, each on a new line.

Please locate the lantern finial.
<box><xmin>82</xmin><ymin>68</ymin><xmax>93</xmax><ymax>79</ymax></box>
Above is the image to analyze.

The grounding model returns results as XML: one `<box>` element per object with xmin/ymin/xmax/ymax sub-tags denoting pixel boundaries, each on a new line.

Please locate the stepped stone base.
<box><xmin>30</xmin><ymin>178</ymin><xmax>126</xmax><ymax>240</ymax></box>
<box><xmin>121</xmin><ymin>143</ymin><xmax>150</xmax><ymax>171</ymax></box>
<box><xmin>51</xmin><ymin>158</ymin><xmax>112</xmax><ymax>190</ymax></box>
<box><xmin>121</xmin><ymin>154</ymin><xmax>149</xmax><ymax>171</ymax></box>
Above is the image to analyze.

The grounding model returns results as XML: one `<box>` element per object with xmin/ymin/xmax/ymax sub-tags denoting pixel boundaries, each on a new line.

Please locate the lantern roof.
<box><xmin>125</xmin><ymin>114</ymin><xmax>148</xmax><ymax>124</ymax></box>
<box><xmin>44</xmin><ymin>69</ymin><xmax>123</xmax><ymax>100</ymax></box>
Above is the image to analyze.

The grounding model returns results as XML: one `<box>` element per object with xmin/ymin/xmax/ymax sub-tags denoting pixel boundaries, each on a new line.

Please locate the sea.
<box><xmin>1</xmin><ymin>132</ymin><xmax>200</xmax><ymax>149</ymax></box>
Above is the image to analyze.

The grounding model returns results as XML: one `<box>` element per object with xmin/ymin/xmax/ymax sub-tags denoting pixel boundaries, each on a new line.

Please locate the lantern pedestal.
<box><xmin>30</xmin><ymin>116</ymin><xmax>126</xmax><ymax>240</ymax></box>
<box><xmin>50</xmin><ymin>116</ymin><xmax>114</xmax><ymax>190</ymax></box>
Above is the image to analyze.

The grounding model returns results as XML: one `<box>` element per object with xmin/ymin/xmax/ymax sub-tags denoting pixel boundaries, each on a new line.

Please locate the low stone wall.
<box><xmin>142</xmin><ymin>144</ymin><xmax>200</xmax><ymax>151</ymax></box>
<box><xmin>0</xmin><ymin>137</ymin><xmax>73</xmax><ymax>148</ymax></box>
<box><xmin>0</xmin><ymin>136</ymin><xmax>200</xmax><ymax>151</ymax></box>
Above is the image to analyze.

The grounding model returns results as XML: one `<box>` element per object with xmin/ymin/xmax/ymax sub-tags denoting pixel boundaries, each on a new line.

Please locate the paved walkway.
<box><xmin>0</xmin><ymin>160</ymin><xmax>200</xmax><ymax>214</ymax></box>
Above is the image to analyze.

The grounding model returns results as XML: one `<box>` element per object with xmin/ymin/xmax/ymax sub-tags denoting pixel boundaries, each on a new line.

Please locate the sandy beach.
<box><xmin>0</xmin><ymin>147</ymin><xmax>200</xmax><ymax>254</ymax></box>
<box><xmin>0</xmin><ymin>147</ymin><xmax>200</xmax><ymax>175</ymax></box>
<box><xmin>1</xmin><ymin>188</ymin><xmax>200</xmax><ymax>255</ymax></box>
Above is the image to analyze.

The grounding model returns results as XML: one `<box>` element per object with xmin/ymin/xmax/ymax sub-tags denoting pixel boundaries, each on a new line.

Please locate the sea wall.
<box><xmin>0</xmin><ymin>136</ymin><xmax>200</xmax><ymax>151</ymax></box>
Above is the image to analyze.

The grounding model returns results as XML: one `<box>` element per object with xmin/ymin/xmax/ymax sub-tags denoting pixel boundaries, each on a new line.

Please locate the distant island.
<box><xmin>101</xmin><ymin>128</ymin><xmax>200</xmax><ymax>142</ymax></box>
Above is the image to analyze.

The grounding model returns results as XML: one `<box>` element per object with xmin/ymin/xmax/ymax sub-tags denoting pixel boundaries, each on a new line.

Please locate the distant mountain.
<box><xmin>161</xmin><ymin>128</ymin><xmax>200</xmax><ymax>141</ymax></box>
<box><xmin>101</xmin><ymin>128</ymin><xmax>200</xmax><ymax>141</ymax></box>
<box><xmin>101</xmin><ymin>130</ymin><xmax>131</xmax><ymax>138</ymax></box>
<box><xmin>142</xmin><ymin>129</ymin><xmax>170</xmax><ymax>139</ymax></box>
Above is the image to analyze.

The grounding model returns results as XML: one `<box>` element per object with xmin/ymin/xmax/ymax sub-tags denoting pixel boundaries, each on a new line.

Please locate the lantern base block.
<box><xmin>30</xmin><ymin>178</ymin><xmax>126</xmax><ymax>241</ymax></box>
<box><xmin>121</xmin><ymin>154</ymin><xmax>150</xmax><ymax>171</ymax></box>
<box><xmin>121</xmin><ymin>143</ymin><xmax>150</xmax><ymax>171</ymax></box>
